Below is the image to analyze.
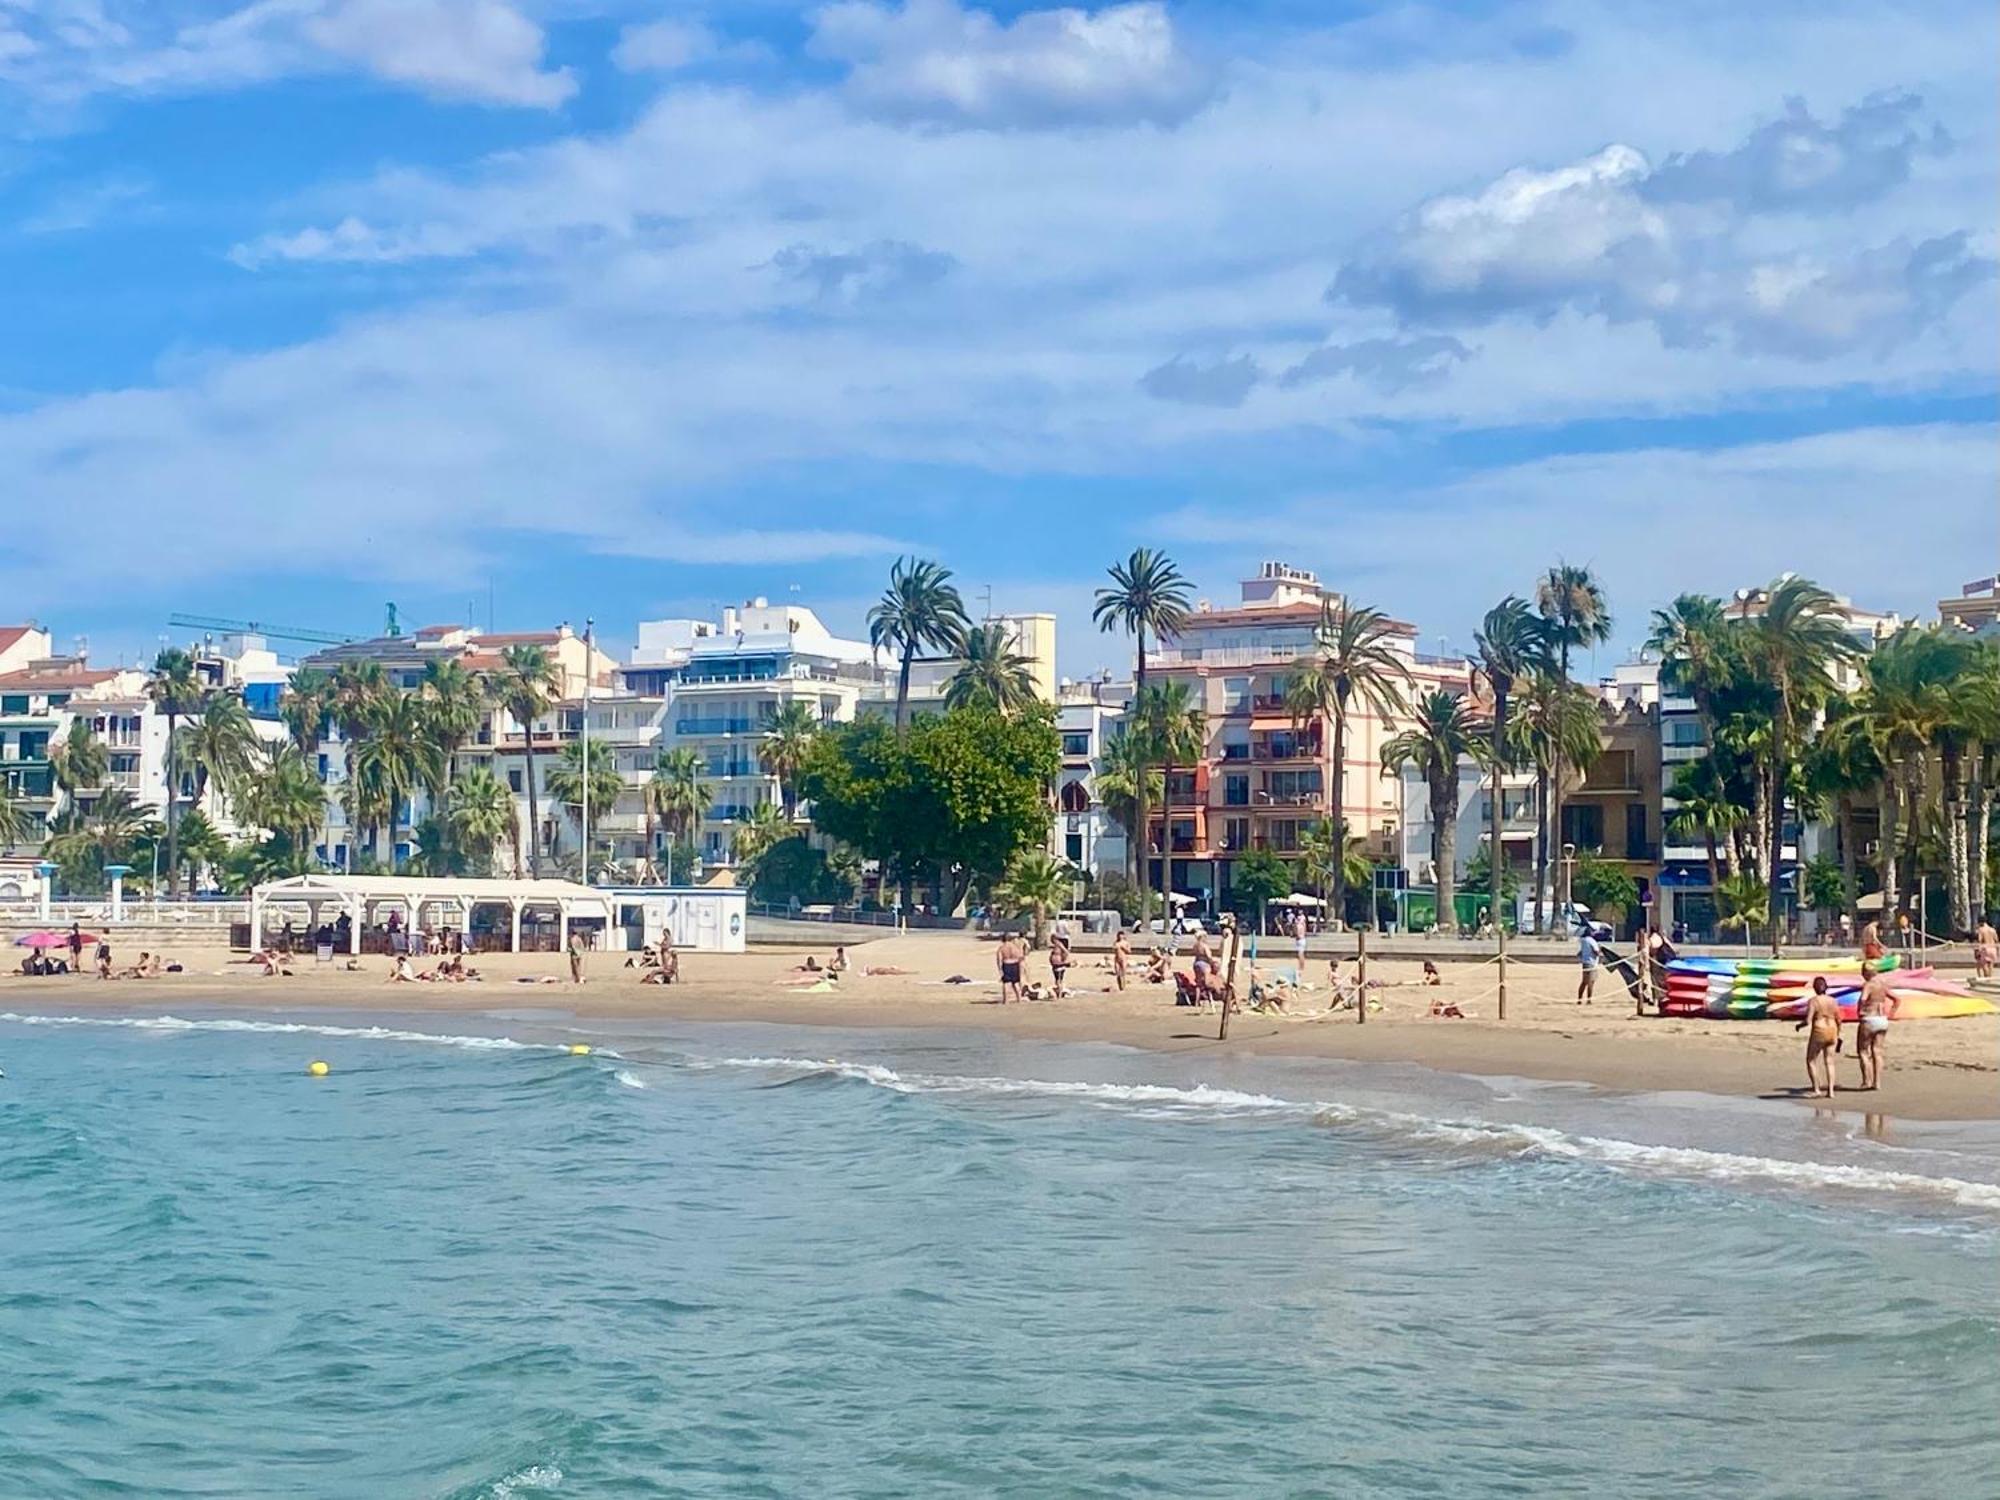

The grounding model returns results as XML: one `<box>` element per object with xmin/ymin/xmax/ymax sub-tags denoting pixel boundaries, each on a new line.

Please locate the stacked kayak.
<box><xmin>1661</xmin><ymin>953</ymin><xmax>1994</xmax><ymax>1021</ymax></box>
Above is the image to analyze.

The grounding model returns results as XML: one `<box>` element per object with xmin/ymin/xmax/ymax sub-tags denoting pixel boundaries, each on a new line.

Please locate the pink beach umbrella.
<box><xmin>13</xmin><ymin>930</ymin><xmax>100</xmax><ymax>949</ymax></box>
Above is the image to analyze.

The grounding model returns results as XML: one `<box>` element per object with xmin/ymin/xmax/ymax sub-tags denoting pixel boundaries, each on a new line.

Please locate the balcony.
<box><xmin>676</xmin><ymin>718</ymin><xmax>765</xmax><ymax>736</ymax></box>
<box><xmin>1169</xmin><ymin>834</ymin><xmax>1198</xmax><ymax>853</ymax></box>
<box><xmin>1252</xmin><ymin>743</ymin><xmax>1319</xmax><ymax>762</ymax></box>
<box><xmin>1250</xmin><ymin>694</ymin><xmax>1292</xmax><ymax>715</ymax></box>
<box><xmin>1254</xmin><ymin>791</ymin><xmax>1320</xmax><ymax>808</ymax></box>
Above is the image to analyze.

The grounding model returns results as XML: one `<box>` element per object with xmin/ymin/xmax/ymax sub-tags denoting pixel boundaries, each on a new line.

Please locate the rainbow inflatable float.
<box><xmin>1661</xmin><ymin>953</ymin><xmax>1993</xmax><ymax>1021</ymax></box>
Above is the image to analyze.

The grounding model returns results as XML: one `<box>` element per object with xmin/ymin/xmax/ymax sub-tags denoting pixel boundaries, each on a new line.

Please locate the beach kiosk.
<box><xmin>248</xmin><ymin>874</ymin><xmax>618</xmax><ymax>955</ymax></box>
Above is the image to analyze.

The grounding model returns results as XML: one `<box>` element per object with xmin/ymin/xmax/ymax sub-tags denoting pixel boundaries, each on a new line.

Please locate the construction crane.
<box><xmin>166</xmin><ymin>613</ymin><xmax>358</xmax><ymax>647</ymax></box>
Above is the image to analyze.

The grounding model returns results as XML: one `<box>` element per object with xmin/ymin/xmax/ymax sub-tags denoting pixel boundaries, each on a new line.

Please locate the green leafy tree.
<box><xmin>1229</xmin><ymin>845</ymin><xmax>1293</xmax><ymax>934</ymax></box>
<box><xmin>492</xmin><ymin>644</ymin><xmax>560</xmax><ymax>877</ymax></box>
<box><xmin>645</xmin><ymin>748</ymin><xmax>706</xmax><ymax>878</ymax></box>
<box><xmin>1799</xmin><ymin>854</ymin><xmax>1846</xmax><ymax>925</ymax></box>
<box><xmin>238</xmin><ymin>744</ymin><xmax>327</xmax><ymax>874</ymax></box>
<box><xmin>1284</xmin><ymin>601</ymin><xmax>1412</xmax><ymax>930</ymax></box>
<box><xmin>1570</xmin><ymin>851</ymin><xmax>1638</xmax><ymax>932</ymax></box>
<box><xmin>147</xmin><ymin>647</ymin><xmax>203</xmax><ymax>897</ymax></box>
<box><xmin>1093</xmin><ymin>729</ymin><xmax>1160</xmax><ymax>890</ymax></box>
<box><xmin>0</xmin><ymin>779</ymin><xmax>38</xmax><ymax>852</ymax></box>
<box><xmin>1093</xmin><ymin>547</ymin><xmax>1193</xmax><ymax>924</ymax></box>
<box><xmin>798</xmin><ymin>705</ymin><xmax>1060</xmax><ymax>914</ymax></box>
<box><xmin>1382</xmin><ymin>688</ymin><xmax>1485</xmax><ymax>933</ymax></box>
<box><xmin>748</xmin><ymin>835</ymin><xmax>859</xmax><ymax>908</ymax></box>
<box><xmin>730</xmin><ymin>801</ymin><xmax>791</xmax><ymax>866</ymax></box>
<box><xmin>867</xmin><ymin>556</ymin><xmax>971</xmax><ymax>730</ymax></box>
<box><xmin>945</xmin><ymin>623</ymin><xmax>1039</xmax><ymax>715</ymax></box>
<box><xmin>1716</xmin><ymin>871</ymin><xmax>1770</xmax><ymax>953</ymax></box>
<box><xmin>174</xmin><ymin>692</ymin><xmax>261</xmax><ymax>822</ymax></box>
<box><xmin>47</xmin><ymin>788</ymin><xmax>154</xmax><ymax>895</ymax></box>
<box><xmin>1511</xmin><ymin>669</ymin><xmax>1603</xmax><ymax>932</ymax></box>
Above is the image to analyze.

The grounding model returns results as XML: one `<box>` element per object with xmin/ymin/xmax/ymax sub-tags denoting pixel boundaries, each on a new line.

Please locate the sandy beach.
<box><xmin>6</xmin><ymin>931</ymin><xmax>1995</xmax><ymax>1122</ymax></box>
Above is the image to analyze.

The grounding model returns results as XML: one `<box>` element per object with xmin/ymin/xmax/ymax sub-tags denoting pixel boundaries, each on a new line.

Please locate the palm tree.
<box><xmin>1298</xmin><ymin>817</ymin><xmax>1374</xmax><ymax>926</ymax></box>
<box><xmin>1474</xmin><ymin>598</ymin><xmax>1549</xmax><ymax>962</ymax></box>
<box><xmin>147</xmin><ymin>647</ymin><xmax>203</xmax><ymax>897</ymax></box>
<box><xmin>998</xmin><ymin>849</ymin><xmax>1075</xmax><ymax>949</ymax></box>
<box><xmin>1511</xmin><ymin>669</ymin><xmax>1603</xmax><ymax>931</ymax></box>
<box><xmin>46</xmin><ymin>788</ymin><xmax>152</xmax><ymax>893</ymax></box>
<box><xmin>449</xmin><ymin>764</ymin><xmax>518</xmax><ymax>877</ymax></box>
<box><xmin>492</xmin><ymin>644</ymin><xmax>560</xmax><ymax>877</ymax></box>
<box><xmin>1093</xmin><ymin>730</ymin><xmax>1161</xmax><ymax>891</ymax></box>
<box><xmin>50</xmin><ymin>718</ymin><xmax>108</xmax><ymax>808</ymax></box>
<box><xmin>547</xmin><ymin>737</ymin><xmax>625</xmax><ymax>872</ymax></box>
<box><xmin>170</xmin><ymin>807</ymin><xmax>228</xmax><ymax>890</ymax></box>
<box><xmin>1094</xmin><ymin>547</ymin><xmax>1194</xmax><ymax>925</ymax></box>
<box><xmin>1134</xmin><ymin>678</ymin><xmax>1205</xmax><ymax>926</ymax></box>
<box><xmin>419</xmin><ymin>658</ymin><xmax>488</xmax><ymax>788</ymax></box>
<box><xmin>1382</xmin><ymin>689</ymin><xmax>1486</xmax><ymax>933</ymax></box>
<box><xmin>759</xmin><ymin>701</ymin><xmax>821</xmax><ymax>818</ymax></box>
<box><xmin>241</xmin><ymin>744</ymin><xmax>328</xmax><ymax>872</ymax></box>
<box><xmin>1646</xmin><ymin>594</ymin><xmax>1735</xmax><ymax>732</ymax></box>
<box><xmin>0</xmin><ymin>779</ymin><xmax>36</xmax><ymax>853</ymax></box>
<box><xmin>280</xmin><ymin>667</ymin><xmax>335</xmax><ymax>755</ymax></box>
<box><xmin>730</xmin><ymin>800</ymin><xmax>790</xmax><ymax>866</ymax></box>
<box><xmin>867</xmin><ymin>556</ymin><xmax>971</xmax><ymax>730</ymax></box>
<box><xmin>1536</xmin><ymin>563</ymin><xmax>1612</xmax><ymax>921</ymax></box>
<box><xmin>1803</xmin><ymin>705</ymin><xmax>1882</xmax><ymax>933</ymax></box>
<box><xmin>646</xmin><ymin>748</ymin><xmax>706</xmax><ymax>880</ymax></box>
<box><xmin>1285</xmin><ymin>601</ymin><xmax>1411</xmax><ymax>930</ymax></box>
<box><xmin>1741</xmin><ymin>577</ymin><xmax>1859</xmax><ymax>952</ymax></box>
<box><xmin>174</xmin><ymin>692</ymin><xmax>261</xmax><ymax>823</ymax></box>
<box><xmin>347</xmin><ymin>692</ymin><xmax>445</xmax><ymax>871</ymax></box>
<box><xmin>1716</xmin><ymin>871</ymin><xmax>1770</xmax><ymax>955</ymax></box>
<box><xmin>328</xmin><ymin>661</ymin><xmax>389</xmax><ymax>742</ymax></box>
<box><xmin>1666</xmin><ymin>759</ymin><xmax>1742</xmax><ymax>915</ymax></box>
<box><xmin>945</xmin><ymin>623</ymin><xmax>1038</xmax><ymax>714</ymax></box>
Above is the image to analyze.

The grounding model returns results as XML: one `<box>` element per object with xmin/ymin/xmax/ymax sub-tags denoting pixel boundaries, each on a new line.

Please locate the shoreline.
<box><xmin>6</xmin><ymin>933</ymin><xmax>1996</xmax><ymax>1123</ymax></box>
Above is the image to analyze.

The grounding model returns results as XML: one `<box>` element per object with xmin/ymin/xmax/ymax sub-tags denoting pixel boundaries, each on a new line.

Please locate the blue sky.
<box><xmin>2</xmin><ymin>0</ymin><xmax>1994</xmax><ymax>677</ymax></box>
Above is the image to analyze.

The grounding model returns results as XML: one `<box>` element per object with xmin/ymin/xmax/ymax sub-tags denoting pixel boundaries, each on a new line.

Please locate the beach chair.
<box><xmin>1173</xmin><ymin>970</ymin><xmax>1203</xmax><ymax>1007</ymax></box>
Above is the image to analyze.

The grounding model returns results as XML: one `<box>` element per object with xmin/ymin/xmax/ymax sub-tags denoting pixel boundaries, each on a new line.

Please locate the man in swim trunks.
<box><xmin>995</xmin><ymin>933</ymin><xmax>1027</xmax><ymax>1003</ymax></box>
<box><xmin>1047</xmin><ymin>932</ymin><xmax>1071</xmax><ymax>997</ymax></box>
<box><xmin>1190</xmin><ymin>930</ymin><xmax>1216</xmax><ymax>1001</ymax></box>
<box><xmin>1576</xmin><ymin>928</ymin><xmax>1601</xmax><ymax>1003</ymax></box>
<box><xmin>1854</xmin><ymin>961</ymin><xmax>1895</xmax><ymax>1091</ymax></box>
<box><xmin>1974</xmin><ymin>919</ymin><xmax>1998</xmax><ymax>981</ymax></box>
<box><xmin>1111</xmin><ymin>929</ymin><xmax>1131</xmax><ymax>991</ymax></box>
<box><xmin>1796</xmin><ymin>975</ymin><xmax>1841</xmax><ymax>1099</ymax></box>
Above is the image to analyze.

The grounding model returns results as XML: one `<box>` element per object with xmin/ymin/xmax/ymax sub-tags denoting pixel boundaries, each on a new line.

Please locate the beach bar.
<box><xmin>248</xmin><ymin>874</ymin><xmax>617</xmax><ymax>955</ymax></box>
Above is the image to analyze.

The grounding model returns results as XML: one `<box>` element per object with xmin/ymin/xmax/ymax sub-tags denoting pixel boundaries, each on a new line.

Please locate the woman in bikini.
<box><xmin>1796</xmin><ymin>975</ymin><xmax>1841</xmax><ymax>1099</ymax></box>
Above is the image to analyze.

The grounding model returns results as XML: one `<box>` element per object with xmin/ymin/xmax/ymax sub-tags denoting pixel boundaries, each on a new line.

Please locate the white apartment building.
<box><xmin>1054</xmin><ymin>681</ymin><xmax>1129</xmax><ymax>879</ymax></box>
<box><xmin>625</xmin><ymin>601</ymin><xmax>883</xmax><ymax>867</ymax></box>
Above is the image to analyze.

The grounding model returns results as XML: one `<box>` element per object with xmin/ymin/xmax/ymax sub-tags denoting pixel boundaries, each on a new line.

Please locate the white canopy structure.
<box><xmin>250</xmin><ymin>873</ymin><xmax>616</xmax><ymax>955</ymax></box>
<box><xmin>1271</xmin><ymin>892</ymin><xmax>1325</xmax><ymax>908</ymax></box>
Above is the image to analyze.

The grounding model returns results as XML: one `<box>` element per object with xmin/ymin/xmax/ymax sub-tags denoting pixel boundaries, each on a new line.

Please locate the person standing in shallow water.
<box><xmin>1797</xmin><ymin>976</ymin><xmax>1841</xmax><ymax>1099</ymax></box>
<box><xmin>1855</xmin><ymin>961</ymin><xmax>1894</xmax><ymax>1091</ymax></box>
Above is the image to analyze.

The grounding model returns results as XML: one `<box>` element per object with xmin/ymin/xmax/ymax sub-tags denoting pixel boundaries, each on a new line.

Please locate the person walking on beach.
<box><xmin>1854</xmin><ymin>962</ymin><xmax>1894</xmax><ymax>1090</ymax></box>
<box><xmin>1576</xmin><ymin>926</ymin><xmax>1601</xmax><ymax>1003</ymax></box>
<box><xmin>1974</xmin><ymin>918</ymin><xmax>1998</xmax><ymax>981</ymax></box>
<box><xmin>1111</xmin><ymin>929</ymin><xmax>1131</xmax><ymax>991</ymax></box>
<box><xmin>1797</xmin><ymin>976</ymin><xmax>1842</xmax><ymax>1099</ymax></box>
<box><xmin>568</xmin><ymin>931</ymin><xmax>586</xmax><ymax>985</ymax></box>
<box><xmin>67</xmin><ymin>923</ymin><xmax>83</xmax><ymax>974</ymax></box>
<box><xmin>995</xmin><ymin>933</ymin><xmax>1026</xmax><ymax>1003</ymax></box>
<box><xmin>1859</xmin><ymin>917</ymin><xmax>1883</xmax><ymax>959</ymax></box>
<box><xmin>1048</xmin><ymin>932</ymin><xmax>1071</xmax><ymax>997</ymax></box>
<box><xmin>1290</xmin><ymin>911</ymin><xmax>1308</xmax><ymax>973</ymax></box>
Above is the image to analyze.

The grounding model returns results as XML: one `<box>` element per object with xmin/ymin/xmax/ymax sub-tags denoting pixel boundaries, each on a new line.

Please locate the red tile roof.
<box><xmin>0</xmin><ymin>626</ymin><xmax>39</xmax><ymax>655</ymax></box>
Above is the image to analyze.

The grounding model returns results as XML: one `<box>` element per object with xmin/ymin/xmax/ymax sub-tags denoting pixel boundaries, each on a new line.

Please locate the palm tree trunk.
<box><xmin>1133</xmin><ymin>628</ymin><xmax>1149</xmax><ymax>929</ymax></box>
<box><xmin>1158</xmin><ymin>745</ymin><xmax>1173</xmax><ymax>933</ymax></box>
<box><xmin>1433</xmin><ymin>772</ymin><xmax>1457</xmax><ymax>933</ymax></box>
<box><xmin>1328</xmin><ymin>705</ymin><xmax>1347</xmax><ymax>930</ymax></box>
<box><xmin>895</xmin><ymin>645</ymin><xmax>914</xmax><ymax>732</ymax></box>
<box><xmin>1768</xmin><ymin>706</ymin><xmax>1787</xmax><ymax>956</ymax></box>
<box><xmin>1877</xmin><ymin>773</ymin><xmax>1900</xmax><ymax>935</ymax></box>
<box><xmin>1703</xmin><ymin>830</ymin><xmax>1722</xmax><ymax>914</ymax></box>
<box><xmin>1489</xmin><ymin>691</ymin><xmax>1508</xmax><ymax>936</ymax></box>
<box><xmin>1972</xmin><ymin>752</ymin><xmax>1992</xmax><ymax>919</ymax></box>
<box><xmin>1547</xmin><ymin>641</ymin><xmax>1569</xmax><ymax>935</ymax></box>
<box><xmin>523</xmin><ymin>740</ymin><xmax>541</xmax><ymax>879</ymax></box>
<box><xmin>1837</xmin><ymin>792</ymin><xmax>1858</xmax><ymax>931</ymax></box>
<box><xmin>163</xmin><ymin>711</ymin><xmax>182</xmax><ymax>897</ymax></box>
<box><xmin>1532</xmin><ymin>760</ymin><xmax>1550</xmax><ymax>934</ymax></box>
<box><xmin>1942</xmin><ymin>740</ymin><xmax>1970</xmax><ymax>935</ymax></box>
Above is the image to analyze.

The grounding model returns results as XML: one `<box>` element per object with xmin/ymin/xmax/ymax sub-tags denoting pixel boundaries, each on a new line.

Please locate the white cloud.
<box><xmin>0</xmin><ymin>0</ymin><xmax>572</xmax><ymax>109</ymax></box>
<box><xmin>1332</xmin><ymin>95</ymin><xmax>1994</xmax><ymax>359</ymax></box>
<box><xmin>611</xmin><ymin>16</ymin><xmax>711</xmax><ymax>73</ymax></box>
<box><xmin>808</xmin><ymin>0</ymin><xmax>1213</xmax><ymax>128</ymax></box>
<box><xmin>303</xmin><ymin>0</ymin><xmax>572</xmax><ymax>108</ymax></box>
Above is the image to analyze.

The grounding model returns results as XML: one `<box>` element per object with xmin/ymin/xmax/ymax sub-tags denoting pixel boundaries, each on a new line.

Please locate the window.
<box><xmin>1061</xmin><ymin>732</ymin><xmax>1091</xmax><ymax>757</ymax></box>
<box><xmin>1065</xmin><ymin>833</ymin><xmax>1084</xmax><ymax>863</ymax></box>
<box><xmin>1666</xmin><ymin>720</ymin><xmax>1705</xmax><ymax>746</ymax></box>
<box><xmin>1625</xmin><ymin>804</ymin><xmax>1649</xmax><ymax>858</ymax></box>
<box><xmin>1270</xmin><ymin>820</ymin><xmax>1301</xmax><ymax>853</ymax></box>
<box><xmin>1223</xmin><ymin>817</ymin><xmax>1249</xmax><ymax>852</ymax></box>
<box><xmin>1562</xmin><ymin>804</ymin><xmax>1604</xmax><ymax>849</ymax></box>
<box><xmin>1060</xmin><ymin>781</ymin><xmax>1090</xmax><ymax>814</ymax></box>
<box><xmin>508</xmin><ymin>770</ymin><xmax>523</xmax><ymax>793</ymax></box>
<box><xmin>1224</xmin><ymin>774</ymin><xmax>1249</xmax><ymax>806</ymax></box>
<box><xmin>1166</xmin><ymin>771</ymin><xmax>1197</xmax><ymax>803</ymax></box>
<box><xmin>1224</xmin><ymin>677</ymin><xmax>1251</xmax><ymax>710</ymax></box>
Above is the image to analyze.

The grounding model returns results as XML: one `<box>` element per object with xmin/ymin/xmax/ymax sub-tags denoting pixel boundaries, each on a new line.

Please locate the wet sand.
<box><xmin>5</xmin><ymin>932</ymin><xmax>1995</xmax><ymax>1121</ymax></box>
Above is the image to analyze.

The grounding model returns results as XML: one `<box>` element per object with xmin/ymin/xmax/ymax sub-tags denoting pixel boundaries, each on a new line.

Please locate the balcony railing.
<box><xmin>677</xmin><ymin>718</ymin><xmax>766</xmax><ymax>736</ymax></box>
<box><xmin>1252</xmin><ymin>743</ymin><xmax>1318</xmax><ymax>761</ymax></box>
<box><xmin>1250</xmin><ymin>694</ymin><xmax>1291</xmax><ymax>714</ymax></box>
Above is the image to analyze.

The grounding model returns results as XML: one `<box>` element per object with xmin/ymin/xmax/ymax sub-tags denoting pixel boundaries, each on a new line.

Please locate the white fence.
<box><xmin>0</xmin><ymin>900</ymin><xmax>249</xmax><ymax>928</ymax></box>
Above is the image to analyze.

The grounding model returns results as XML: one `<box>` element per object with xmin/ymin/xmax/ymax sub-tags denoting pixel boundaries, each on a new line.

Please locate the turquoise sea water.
<box><xmin>3</xmin><ymin>1005</ymin><xmax>1998</xmax><ymax>1498</ymax></box>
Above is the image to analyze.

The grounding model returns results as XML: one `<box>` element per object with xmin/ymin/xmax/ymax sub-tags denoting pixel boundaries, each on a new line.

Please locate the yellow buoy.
<box><xmin>306</xmin><ymin>1060</ymin><xmax>330</xmax><ymax>1077</ymax></box>
<box><xmin>567</xmin><ymin>1043</ymin><xmax>592</xmax><ymax>1056</ymax></box>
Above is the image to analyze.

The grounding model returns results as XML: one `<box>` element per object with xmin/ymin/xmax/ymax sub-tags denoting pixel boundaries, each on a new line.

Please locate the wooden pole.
<box><xmin>1497</xmin><ymin>916</ymin><xmax>1508</xmax><ymax>1021</ymax></box>
<box><xmin>1217</xmin><ymin>918</ymin><xmax>1239</xmax><ymax>1041</ymax></box>
<box><xmin>1355</xmin><ymin>925</ymin><xmax>1367</xmax><ymax>1025</ymax></box>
